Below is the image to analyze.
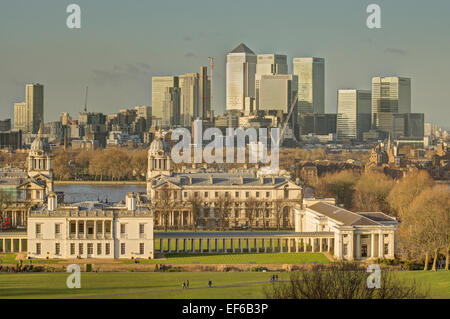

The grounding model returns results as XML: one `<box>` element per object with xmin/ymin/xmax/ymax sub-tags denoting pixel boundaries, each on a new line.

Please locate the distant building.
<box><xmin>162</xmin><ymin>87</ymin><xmax>181</xmax><ymax>127</ymax></box>
<box><xmin>299</xmin><ymin>113</ymin><xmax>336</xmax><ymax>136</ymax></box>
<box><xmin>337</xmin><ymin>89</ymin><xmax>371</xmax><ymax>141</ymax></box>
<box><xmin>226</xmin><ymin>43</ymin><xmax>257</xmax><ymax>112</ymax></box>
<box><xmin>372</xmin><ymin>77</ymin><xmax>411</xmax><ymax>135</ymax></box>
<box><xmin>13</xmin><ymin>84</ymin><xmax>44</xmax><ymax>134</ymax></box>
<box><xmin>0</xmin><ymin>119</ymin><xmax>11</xmax><ymax>132</ymax></box>
<box><xmin>293</xmin><ymin>58</ymin><xmax>325</xmax><ymax>114</ymax></box>
<box><xmin>257</xmin><ymin>74</ymin><xmax>298</xmax><ymax>114</ymax></box>
<box><xmin>152</xmin><ymin>76</ymin><xmax>179</xmax><ymax>121</ymax></box>
<box><xmin>0</xmin><ymin>130</ymin><xmax>22</xmax><ymax>150</ymax></box>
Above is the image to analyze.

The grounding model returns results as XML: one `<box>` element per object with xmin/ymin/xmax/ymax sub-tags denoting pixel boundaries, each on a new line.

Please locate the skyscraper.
<box><xmin>226</xmin><ymin>43</ymin><xmax>257</xmax><ymax>112</ymax></box>
<box><xmin>337</xmin><ymin>89</ymin><xmax>372</xmax><ymax>141</ymax></box>
<box><xmin>257</xmin><ymin>74</ymin><xmax>298</xmax><ymax>113</ymax></box>
<box><xmin>152</xmin><ymin>76</ymin><xmax>179</xmax><ymax>121</ymax></box>
<box><xmin>162</xmin><ymin>87</ymin><xmax>181</xmax><ymax>127</ymax></box>
<box><xmin>198</xmin><ymin>66</ymin><xmax>211</xmax><ymax>119</ymax></box>
<box><xmin>179</xmin><ymin>73</ymin><xmax>200</xmax><ymax>127</ymax></box>
<box><xmin>293</xmin><ymin>57</ymin><xmax>324</xmax><ymax>114</ymax></box>
<box><xmin>371</xmin><ymin>76</ymin><xmax>411</xmax><ymax>135</ymax></box>
<box><xmin>13</xmin><ymin>84</ymin><xmax>44</xmax><ymax>133</ymax></box>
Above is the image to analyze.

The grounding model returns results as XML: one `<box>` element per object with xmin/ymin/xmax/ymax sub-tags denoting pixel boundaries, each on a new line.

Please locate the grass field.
<box><xmin>0</xmin><ymin>271</ymin><xmax>448</xmax><ymax>299</ymax></box>
<box><xmin>121</xmin><ymin>253</ymin><xmax>330</xmax><ymax>264</ymax></box>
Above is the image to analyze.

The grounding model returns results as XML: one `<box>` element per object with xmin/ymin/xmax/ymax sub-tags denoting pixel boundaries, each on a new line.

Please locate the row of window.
<box><xmin>36</xmin><ymin>222</ymin><xmax>146</xmax><ymax>236</ymax></box>
<box><xmin>185</xmin><ymin>191</ymin><xmax>273</xmax><ymax>199</ymax></box>
<box><xmin>35</xmin><ymin>242</ymin><xmax>146</xmax><ymax>256</ymax></box>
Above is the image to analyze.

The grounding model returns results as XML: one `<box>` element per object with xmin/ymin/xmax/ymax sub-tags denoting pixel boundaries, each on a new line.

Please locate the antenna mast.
<box><xmin>84</xmin><ymin>86</ymin><xmax>88</xmax><ymax>113</ymax></box>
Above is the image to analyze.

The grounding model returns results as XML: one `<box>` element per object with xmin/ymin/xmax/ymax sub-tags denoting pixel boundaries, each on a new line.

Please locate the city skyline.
<box><xmin>1</xmin><ymin>1</ymin><xmax>450</xmax><ymax>127</ymax></box>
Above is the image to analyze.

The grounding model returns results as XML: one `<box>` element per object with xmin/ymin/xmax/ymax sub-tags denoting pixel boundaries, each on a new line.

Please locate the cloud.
<box><xmin>184</xmin><ymin>52</ymin><xmax>196</xmax><ymax>58</ymax></box>
<box><xmin>385</xmin><ymin>48</ymin><xmax>407</xmax><ymax>55</ymax></box>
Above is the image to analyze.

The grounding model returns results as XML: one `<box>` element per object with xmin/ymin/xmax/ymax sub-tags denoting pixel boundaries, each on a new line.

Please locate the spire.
<box><xmin>38</xmin><ymin>122</ymin><xmax>43</xmax><ymax>135</ymax></box>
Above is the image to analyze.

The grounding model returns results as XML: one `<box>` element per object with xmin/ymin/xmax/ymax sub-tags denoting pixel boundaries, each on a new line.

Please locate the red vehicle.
<box><xmin>1</xmin><ymin>219</ymin><xmax>11</xmax><ymax>230</ymax></box>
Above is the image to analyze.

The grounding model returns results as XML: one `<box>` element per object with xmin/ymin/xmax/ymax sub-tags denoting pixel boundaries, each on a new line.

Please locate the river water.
<box><xmin>55</xmin><ymin>184</ymin><xmax>147</xmax><ymax>203</ymax></box>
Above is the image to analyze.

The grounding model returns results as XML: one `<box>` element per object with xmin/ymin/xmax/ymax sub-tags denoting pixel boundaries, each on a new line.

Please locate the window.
<box><xmin>194</xmin><ymin>192</ymin><xmax>199</xmax><ymax>198</ymax></box>
<box><xmin>120</xmin><ymin>224</ymin><xmax>126</xmax><ymax>234</ymax></box>
<box><xmin>97</xmin><ymin>243</ymin><xmax>102</xmax><ymax>255</ymax></box>
<box><xmin>97</xmin><ymin>222</ymin><xmax>102</xmax><ymax>234</ymax></box>
<box><xmin>79</xmin><ymin>243</ymin><xmax>83</xmax><ymax>255</ymax></box>
<box><xmin>36</xmin><ymin>224</ymin><xmax>41</xmax><ymax>234</ymax></box>
<box><xmin>204</xmin><ymin>192</ymin><xmax>209</xmax><ymax>198</ymax></box>
<box><xmin>79</xmin><ymin>222</ymin><xmax>84</xmax><ymax>234</ymax></box>
<box><xmin>139</xmin><ymin>224</ymin><xmax>145</xmax><ymax>234</ymax></box>
<box><xmin>246</xmin><ymin>192</ymin><xmax>250</xmax><ymax>198</ymax></box>
<box><xmin>87</xmin><ymin>243</ymin><xmax>93</xmax><ymax>255</ymax></box>
<box><xmin>70</xmin><ymin>222</ymin><xmax>76</xmax><ymax>233</ymax></box>
<box><xmin>384</xmin><ymin>243</ymin><xmax>389</xmax><ymax>255</ymax></box>
<box><xmin>105</xmin><ymin>243</ymin><xmax>111</xmax><ymax>255</ymax></box>
<box><xmin>36</xmin><ymin>243</ymin><xmax>41</xmax><ymax>255</ymax></box>
<box><xmin>55</xmin><ymin>224</ymin><xmax>61</xmax><ymax>235</ymax></box>
<box><xmin>225</xmin><ymin>192</ymin><xmax>229</xmax><ymax>197</ymax></box>
<box><xmin>215</xmin><ymin>192</ymin><xmax>219</xmax><ymax>198</ymax></box>
<box><xmin>266</xmin><ymin>192</ymin><xmax>270</xmax><ymax>198</ymax></box>
<box><xmin>256</xmin><ymin>192</ymin><xmax>260</xmax><ymax>198</ymax></box>
<box><xmin>121</xmin><ymin>243</ymin><xmax>126</xmax><ymax>255</ymax></box>
<box><xmin>55</xmin><ymin>243</ymin><xmax>61</xmax><ymax>255</ymax></box>
<box><xmin>235</xmin><ymin>192</ymin><xmax>239</xmax><ymax>198</ymax></box>
<box><xmin>70</xmin><ymin>243</ymin><xmax>75</xmax><ymax>255</ymax></box>
<box><xmin>361</xmin><ymin>244</ymin><xmax>368</xmax><ymax>257</ymax></box>
<box><xmin>105</xmin><ymin>222</ymin><xmax>111</xmax><ymax>233</ymax></box>
<box><xmin>343</xmin><ymin>244</ymin><xmax>348</xmax><ymax>256</ymax></box>
<box><xmin>184</xmin><ymin>192</ymin><xmax>187</xmax><ymax>198</ymax></box>
<box><xmin>139</xmin><ymin>243</ymin><xmax>145</xmax><ymax>255</ymax></box>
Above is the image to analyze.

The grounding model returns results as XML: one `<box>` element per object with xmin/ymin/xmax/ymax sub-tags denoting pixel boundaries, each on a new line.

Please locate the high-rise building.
<box><xmin>299</xmin><ymin>113</ymin><xmax>337</xmax><ymax>136</ymax></box>
<box><xmin>337</xmin><ymin>89</ymin><xmax>372</xmax><ymax>141</ymax></box>
<box><xmin>152</xmin><ymin>76</ymin><xmax>179</xmax><ymax>120</ymax></box>
<box><xmin>255</xmin><ymin>54</ymin><xmax>288</xmax><ymax>110</ymax></box>
<box><xmin>162</xmin><ymin>87</ymin><xmax>181</xmax><ymax>127</ymax></box>
<box><xmin>13</xmin><ymin>84</ymin><xmax>44</xmax><ymax>133</ymax></box>
<box><xmin>293</xmin><ymin>58</ymin><xmax>324</xmax><ymax>114</ymax></box>
<box><xmin>257</xmin><ymin>74</ymin><xmax>298</xmax><ymax>113</ymax></box>
<box><xmin>179</xmin><ymin>73</ymin><xmax>200</xmax><ymax>127</ymax></box>
<box><xmin>226</xmin><ymin>43</ymin><xmax>257</xmax><ymax>112</ymax></box>
<box><xmin>371</xmin><ymin>76</ymin><xmax>411</xmax><ymax>135</ymax></box>
<box><xmin>198</xmin><ymin>66</ymin><xmax>211</xmax><ymax>119</ymax></box>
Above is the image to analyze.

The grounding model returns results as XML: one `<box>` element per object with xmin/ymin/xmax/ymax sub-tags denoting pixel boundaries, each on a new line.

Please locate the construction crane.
<box><xmin>84</xmin><ymin>86</ymin><xmax>88</xmax><ymax>113</ymax></box>
<box><xmin>279</xmin><ymin>92</ymin><xmax>298</xmax><ymax>145</ymax></box>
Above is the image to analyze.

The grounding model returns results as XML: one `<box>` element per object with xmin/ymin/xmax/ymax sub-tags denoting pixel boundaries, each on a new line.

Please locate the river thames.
<box><xmin>55</xmin><ymin>184</ymin><xmax>147</xmax><ymax>203</ymax></box>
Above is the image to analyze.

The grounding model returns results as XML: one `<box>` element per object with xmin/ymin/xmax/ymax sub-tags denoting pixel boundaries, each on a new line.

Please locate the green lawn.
<box><xmin>0</xmin><ymin>254</ymin><xmax>17</xmax><ymax>264</ymax></box>
<box><xmin>0</xmin><ymin>271</ymin><xmax>448</xmax><ymax>299</ymax></box>
<box><xmin>122</xmin><ymin>252</ymin><xmax>330</xmax><ymax>264</ymax></box>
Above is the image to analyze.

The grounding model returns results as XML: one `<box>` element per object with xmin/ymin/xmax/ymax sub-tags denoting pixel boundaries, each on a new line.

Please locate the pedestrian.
<box><xmin>275</xmin><ymin>274</ymin><xmax>278</xmax><ymax>281</ymax></box>
<box><xmin>182</xmin><ymin>281</ymin><xmax>185</xmax><ymax>289</ymax></box>
<box><xmin>186</xmin><ymin>280</ymin><xmax>190</xmax><ymax>288</ymax></box>
<box><xmin>208</xmin><ymin>280</ymin><xmax>212</xmax><ymax>288</ymax></box>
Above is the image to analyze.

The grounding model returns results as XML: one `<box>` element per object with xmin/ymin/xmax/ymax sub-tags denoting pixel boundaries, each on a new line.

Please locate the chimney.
<box><xmin>272</xmin><ymin>176</ymin><xmax>275</xmax><ymax>185</ymax></box>
<box><xmin>48</xmin><ymin>193</ymin><xmax>57</xmax><ymax>211</ymax></box>
<box><xmin>209</xmin><ymin>175</ymin><xmax>213</xmax><ymax>184</ymax></box>
<box><xmin>126</xmin><ymin>192</ymin><xmax>136</xmax><ymax>211</ymax></box>
<box><xmin>260</xmin><ymin>176</ymin><xmax>264</xmax><ymax>184</ymax></box>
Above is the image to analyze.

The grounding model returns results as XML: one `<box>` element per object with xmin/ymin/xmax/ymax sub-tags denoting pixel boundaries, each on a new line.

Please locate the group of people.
<box><xmin>181</xmin><ymin>280</ymin><xmax>214</xmax><ymax>289</ymax></box>
<box><xmin>270</xmin><ymin>274</ymin><xmax>279</xmax><ymax>282</ymax></box>
<box><xmin>0</xmin><ymin>261</ymin><xmax>33</xmax><ymax>273</ymax></box>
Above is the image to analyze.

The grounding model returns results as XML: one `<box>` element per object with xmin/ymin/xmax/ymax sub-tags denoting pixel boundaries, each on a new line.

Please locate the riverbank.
<box><xmin>54</xmin><ymin>181</ymin><xmax>146</xmax><ymax>185</ymax></box>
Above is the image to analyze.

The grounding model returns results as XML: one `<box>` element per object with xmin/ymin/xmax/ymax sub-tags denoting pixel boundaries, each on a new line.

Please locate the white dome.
<box><xmin>30</xmin><ymin>134</ymin><xmax>50</xmax><ymax>153</ymax></box>
<box><xmin>148</xmin><ymin>137</ymin><xmax>170</xmax><ymax>157</ymax></box>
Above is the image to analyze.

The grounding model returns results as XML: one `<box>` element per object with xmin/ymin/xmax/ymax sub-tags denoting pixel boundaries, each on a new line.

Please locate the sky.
<box><xmin>0</xmin><ymin>0</ymin><xmax>449</xmax><ymax>127</ymax></box>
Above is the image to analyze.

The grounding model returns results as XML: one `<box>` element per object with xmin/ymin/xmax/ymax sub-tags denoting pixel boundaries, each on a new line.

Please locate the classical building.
<box><xmin>26</xmin><ymin>193</ymin><xmax>154</xmax><ymax>259</ymax></box>
<box><xmin>294</xmin><ymin>199</ymin><xmax>397</xmax><ymax>260</ymax></box>
<box><xmin>146</xmin><ymin>132</ymin><xmax>303</xmax><ymax>230</ymax></box>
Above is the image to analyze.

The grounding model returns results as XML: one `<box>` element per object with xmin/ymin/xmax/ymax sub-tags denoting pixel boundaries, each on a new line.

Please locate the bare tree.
<box><xmin>187</xmin><ymin>194</ymin><xmax>203</xmax><ymax>232</ymax></box>
<box><xmin>264</xmin><ymin>263</ymin><xmax>429</xmax><ymax>299</ymax></box>
<box><xmin>272</xmin><ymin>199</ymin><xmax>283</xmax><ymax>230</ymax></box>
<box><xmin>153</xmin><ymin>187</ymin><xmax>175</xmax><ymax>231</ymax></box>
<box><xmin>0</xmin><ymin>191</ymin><xmax>12</xmax><ymax>230</ymax></box>
<box><xmin>245</xmin><ymin>197</ymin><xmax>260</xmax><ymax>231</ymax></box>
<box><xmin>214</xmin><ymin>194</ymin><xmax>233</xmax><ymax>231</ymax></box>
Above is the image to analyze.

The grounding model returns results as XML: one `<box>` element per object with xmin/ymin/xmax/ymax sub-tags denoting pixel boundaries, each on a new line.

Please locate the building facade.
<box><xmin>337</xmin><ymin>89</ymin><xmax>372</xmax><ymax>141</ymax></box>
<box><xmin>293</xmin><ymin>58</ymin><xmax>325</xmax><ymax>114</ymax></box>
<box><xmin>13</xmin><ymin>84</ymin><xmax>44</xmax><ymax>134</ymax></box>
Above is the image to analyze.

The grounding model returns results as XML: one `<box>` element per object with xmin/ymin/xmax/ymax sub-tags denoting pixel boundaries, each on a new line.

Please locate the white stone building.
<box><xmin>27</xmin><ymin>193</ymin><xmax>154</xmax><ymax>260</ymax></box>
<box><xmin>294</xmin><ymin>199</ymin><xmax>397</xmax><ymax>260</ymax></box>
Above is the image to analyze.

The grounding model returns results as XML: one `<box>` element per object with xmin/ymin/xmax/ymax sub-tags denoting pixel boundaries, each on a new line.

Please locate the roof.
<box><xmin>151</xmin><ymin>172</ymin><xmax>294</xmax><ymax>189</ymax></box>
<box><xmin>155</xmin><ymin>231</ymin><xmax>334</xmax><ymax>239</ymax></box>
<box><xmin>357</xmin><ymin>212</ymin><xmax>397</xmax><ymax>223</ymax></box>
<box><xmin>230</xmin><ymin>43</ymin><xmax>255</xmax><ymax>54</ymax></box>
<box><xmin>307</xmin><ymin>202</ymin><xmax>382</xmax><ymax>226</ymax></box>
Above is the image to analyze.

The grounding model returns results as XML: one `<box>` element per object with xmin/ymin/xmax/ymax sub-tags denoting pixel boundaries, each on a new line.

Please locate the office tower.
<box><xmin>152</xmin><ymin>76</ymin><xmax>179</xmax><ymax>120</ymax></box>
<box><xmin>0</xmin><ymin>119</ymin><xmax>11</xmax><ymax>132</ymax></box>
<box><xmin>178</xmin><ymin>73</ymin><xmax>200</xmax><ymax>127</ymax></box>
<box><xmin>255</xmin><ymin>54</ymin><xmax>288</xmax><ymax>110</ymax></box>
<box><xmin>162</xmin><ymin>87</ymin><xmax>181</xmax><ymax>127</ymax></box>
<box><xmin>337</xmin><ymin>89</ymin><xmax>372</xmax><ymax>141</ymax></box>
<box><xmin>371</xmin><ymin>76</ymin><xmax>411</xmax><ymax>134</ymax></box>
<box><xmin>424</xmin><ymin>123</ymin><xmax>432</xmax><ymax>137</ymax></box>
<box><xmin>404</xmin><ymin>113</ymin><xmax>425</xmax><ymax>138</ymax></box>
<box><xmin>13</xmin><ymin>84</ymin><xmax>44</xmax><ymax>133</ymax></box>
<box><xmin>293</xmin><ymin>57</ymin><xmax>324</xmax><ymax>114</ymax></box>
<box><xmin>257</xmin><ymin>74</ymin><xmax>298</xmax><ymax>113</ymax></box>
<box><xmin>299</xmin><ymin>113</ymin><xmax>337</xmax><ymax>135</ymax></box>
<box><xmin>226</xmin><ymin>43</ymin><xmax>257</xmax><ymax>111</ymax></box>
<box><xmin>199</xmin><ymin>66</ymin><xmax>211</xmax><ymax>119</ymax></box>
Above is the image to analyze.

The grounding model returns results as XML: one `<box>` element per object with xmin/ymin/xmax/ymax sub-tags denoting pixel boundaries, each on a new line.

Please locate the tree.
<box><xmin>214</xmin><ymin>194</ymin><xmax>233</xmax><ymax>231</ymax></box>
<box><xmin>313</xmin><ymin>170</ymin><xmax>358</xmax><ymax>209</ymax></box>
<box><xmin>0</xmin><ymin>191</ymin><xmax>12</xmax><ymax>229</ymax></box>
<box><xmin>153</xmin><ymin>187</ymin><xmax>175</xmax><ymax>231</ymax></box>
<box><xmin>352</xmin><ymin>171</ymin><xmax>394</xmax><ymax>213</ymax></box>
<box><xmin>264</xmin><ymin>263</ymin><xmax>429</xmax><ymax>299</ymax></box>
<box><xmin>187</xmin><ymin>194</ymin><xmax>203</xmax><ymax>232</ymax></box>
<box><xmin>272</xmin><ymin>199</ymin><xmax>284</xmax><ymax>230</ymax></box>
<box><xmin>398</xmin><ymin>186</ymin><xmax>450</xmax><ymax>271</ymax></box>
<box><xmin>245</xmin><ymin>197</ymin><xmax>259</xmax><ymax>231</ymax></box>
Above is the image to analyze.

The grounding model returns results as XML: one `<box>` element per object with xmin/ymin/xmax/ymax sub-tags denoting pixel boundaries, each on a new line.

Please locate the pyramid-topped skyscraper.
<box><xmin>226</xmin><ymin>43</ymin><xmax>257</xmax><ymax>111</ymax></box>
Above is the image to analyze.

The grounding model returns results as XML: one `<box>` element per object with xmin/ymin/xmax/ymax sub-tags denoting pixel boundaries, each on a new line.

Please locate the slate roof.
<box><xmin>307</xmin><ymin>202</ymin><xmax>383</xmax><ymax>226</ymax></box>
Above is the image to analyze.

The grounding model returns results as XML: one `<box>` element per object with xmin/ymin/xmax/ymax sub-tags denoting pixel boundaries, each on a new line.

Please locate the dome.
<box><xmin>30</xmin><ymin>128</ymin><xmax>50</xmax><ymax>153</ymax></box>
<box><xmin>148</xmin><ymin>135</ymin><xmax>170</xmax><ymax>157</ymax></box>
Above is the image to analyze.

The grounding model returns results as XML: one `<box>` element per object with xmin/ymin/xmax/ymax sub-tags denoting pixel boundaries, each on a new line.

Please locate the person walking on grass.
<box><xmin>208</xmin><ymin>280</ymin><xmax>212</xmax><ymax>288</ymax></box>
<box><xmin>186</xmin><ymin>280</ymin><xmax>190</xmax><ymax>288</ymax></box>
<box><xmin>182</xmin><ymin>281</ymin><xmax>185</xmax><ymax>289</ymax></box>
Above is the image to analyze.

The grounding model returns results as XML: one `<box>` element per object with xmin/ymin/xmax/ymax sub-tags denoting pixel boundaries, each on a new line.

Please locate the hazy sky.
<box><xmin>1</xmin><ymin>0</ymin><xmax>449</xmax><ymax>127</ymax></box>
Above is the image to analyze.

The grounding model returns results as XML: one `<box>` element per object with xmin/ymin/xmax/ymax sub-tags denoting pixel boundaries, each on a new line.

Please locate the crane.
<box><xmin>279</xmin><ymin>92</ymin><xmax>298</xmax><ymax>145</ymax></box>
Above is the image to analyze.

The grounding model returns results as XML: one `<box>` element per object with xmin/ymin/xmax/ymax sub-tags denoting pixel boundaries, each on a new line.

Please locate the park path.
<box><xmin>65</xmin><ymin>279</ymin><xmax>288</xmax><ymax>299</ymax></box>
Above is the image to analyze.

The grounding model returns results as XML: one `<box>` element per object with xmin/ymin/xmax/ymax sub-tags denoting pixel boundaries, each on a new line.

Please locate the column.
<box><xmin>296</xmin><ymin>238</ymin><xmax>299</xmax><ymax>253</ymax></box>
<box><xmin>240</xmin><ymin>239</ymin><xmax>244</xmax><ymax>253</ymax></box>
<box><xmin>208</xmin><ymin>239</ymin><xmax>211</xmax><ymax>253</ymax></box>
<box><xmin>319</xmin><ymin>238</ymin><xmax>323</xmax><ymax>252</ymax></box>
<box><xmin>327</xmin><ymin>238</ymin><xmax>331</xmax><ymax>252</ymax></box>
<box><xmin>388</xmin><ymin>232</ymin><xmax>394</xmax><ymax>258</ymax></box>
<box><xmin>94</xmin><ymin>221</ymin><xmax>97</xmax><ymax>239</ymax></box>
<box><xmin>176</xmin><ymin>239</ymin><xmax>179</xmax><ymax>253</ymax></box>
<box><xmin>168</xmin><ymin>239</ymin><xmax>172</xmax><ymax>253</ymax></box>
<box><xmin>348</xmin><ymin>233</ymin><xmax>354</xmax><ymax>261</ymax></box>
<box><xmin>11</xmin><ymin>239</ymin><xmax>15</xmax><ymax>252</ymax></box>
<box><xmin>232</xmin><ymin>239</ymin><xmax>235</xmax><ymax>253</ymax></box>
<box><xmin>102</xmin><ymin>220</ymin><xmax>105</xmax><ymax>239</ymax></box>
<box><xmin>370</xmin><ymin>233</ymin><xmax>376</xmax><ymax>258</ymax></box>
<box><xmin>76</xmin><ymin>221</ymin><xmax>79</xmax><ymax>239</ymax></box>
<box><xmin>216</xmin><ymin>239</ymin><xmax>219</xmax><ymax>252</ymax></box>
<box><xmin>19</xmin><ymin>239</ymin><xmax>22</xmax><ymax>252</ymax></box>
<box><xmin>355</xmin><ymin>234</ymin><xmax>361</xmax><ymax>259</ymax></box>
<box><xmin>264</xmin><ymin>238</ymin><xmax>267</xmax><ymax>252</ymax></box>
<box><xmin>256</xmin><ymin>239</ymin><xmax>260</xmax><ymax>253</ymax></box>
<box><xmin>223</xmin><ymin>238</ymin><xmax>227</xmax><ymax>253</ymax></box>
<box><xmin>84</xmin><ymin>220</ymin><xmax>87</xmax><ymax>239</ymax></box>
<box><xmin>288</xmin><ymin>238</ymin><xmax>291</xmax><ymax>253</ymax></box>
<box><xmin>2</xmin><ymin>238</ymin><xmax>5</xmax><ymax>253</ymax></box>
<box><xmin>378</xmin><ymin>231</ymin><xmax>384</xmax><ymax>259</ymax></box>
<box><xmin>184</xmin><ymin>239</ymin><xmax>187</xmax><ymax>252</ymax></box>
<box><xmin>200</xmin><ymin>239</ymin><xmax>203</xmax><ymax>253</ymax></box>
<box><xmin>312</xmin><ymin>238</ymin><xmax>316</xmax><ymax>252</ymax></box>
<box><xmin>192</xmin><ymin>239</ymin><xmax>195</xmax><ymax>253</ymax></box>
<box><xmin>270</xmin><ymin>239</ymin><xmax>274</xmax><ymax>252</ymax></box>
<box><xmin>160</xmin><ymin>239</ymin><xmax>163</xmax><ymax>253</ymax></box>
